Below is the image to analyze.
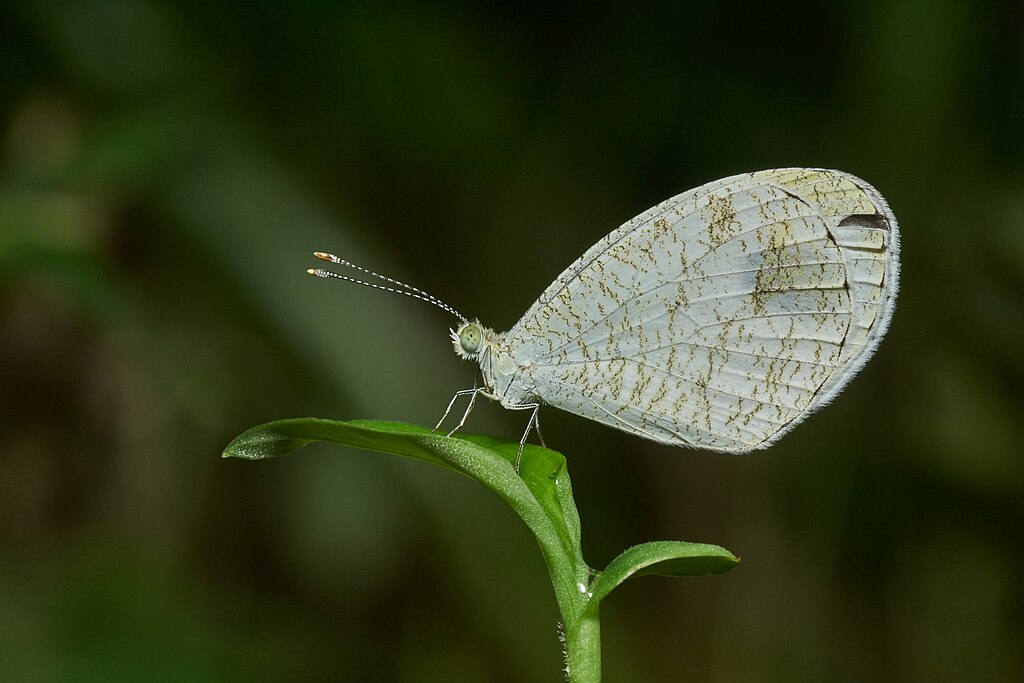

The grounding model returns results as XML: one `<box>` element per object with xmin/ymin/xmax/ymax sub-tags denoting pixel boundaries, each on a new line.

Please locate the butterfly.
<box><xmin>310</xmin><ymin>168</ymin><xmax>900</xmax><ymax>470</ymax></box>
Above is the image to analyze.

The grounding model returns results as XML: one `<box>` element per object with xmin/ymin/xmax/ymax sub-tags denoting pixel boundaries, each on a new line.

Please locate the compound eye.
<box><xmin>459</xmin><ymin>325</ymin><xmax>481</xmax><ymax>354</ymax></box>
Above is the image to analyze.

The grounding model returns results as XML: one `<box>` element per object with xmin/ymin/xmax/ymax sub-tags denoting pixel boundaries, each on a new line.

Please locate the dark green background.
<box><xmin>1</xmin><ymin>1</ymin><xmax>1022</xmax><ymax>681</ymax></box>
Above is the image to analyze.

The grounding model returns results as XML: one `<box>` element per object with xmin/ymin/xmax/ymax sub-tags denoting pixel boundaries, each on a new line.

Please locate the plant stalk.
<box><xmin>563</xmin><ymin>606</ymin><xmax>602</xmax><ymax>683</ymax></box>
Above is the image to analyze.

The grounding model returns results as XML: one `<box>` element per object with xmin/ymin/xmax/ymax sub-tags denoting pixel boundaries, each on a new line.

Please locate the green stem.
<box><xmin>564</xmin><ymin>605</ymin><xmax>602</xmax><ymax>683</ymax></box>
<box><xmin>544</xmin><ymin>554</ymin><xmax>601</xmax><ymax>682</ymax></box>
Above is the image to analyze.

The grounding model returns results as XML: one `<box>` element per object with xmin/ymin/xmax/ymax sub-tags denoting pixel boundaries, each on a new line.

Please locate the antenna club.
<box><xmin>306</xmin><ymin>268</ymin><xmax>318</xmax><ymax>275</ymax></box>
<box><xmin>313</xmin><ymin>251</ymin><xmax>336</xmax><ymax>262</ymax></box>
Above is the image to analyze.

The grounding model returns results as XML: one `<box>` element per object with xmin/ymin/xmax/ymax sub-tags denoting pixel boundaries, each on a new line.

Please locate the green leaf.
<box><xmin>224</xmin><ymin>417</ymin><xmax>739</xmax><ymax>683</ymax></box>
<box><xmin>586</xmin><ymin>540</ymin><xmax>739</xmax><ymax>612</ymax></box>
<box><xmin>223</xmin><ymin>418</ymin><xmax>590</xmax><ymax>606</ymax></box>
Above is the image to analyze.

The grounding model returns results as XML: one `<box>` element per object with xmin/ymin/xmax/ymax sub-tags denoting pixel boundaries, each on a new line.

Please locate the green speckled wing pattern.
<box><xmin>503</xmin><ymin>169</ymin><xmax>899</xmax><ymax>452</ymax></box>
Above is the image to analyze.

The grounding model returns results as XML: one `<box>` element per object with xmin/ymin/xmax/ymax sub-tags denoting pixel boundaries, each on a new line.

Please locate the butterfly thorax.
<box><xmin>451</xmin><ymin>320</ymin><xmax>537</xmax><ymax>408</ymax></box>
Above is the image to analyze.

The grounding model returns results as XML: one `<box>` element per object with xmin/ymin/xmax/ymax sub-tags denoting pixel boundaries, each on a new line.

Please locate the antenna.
<box><xmin>307</xmin><ymin>252</ymin><xmax>468</xmax><ymax>323</ymax></box>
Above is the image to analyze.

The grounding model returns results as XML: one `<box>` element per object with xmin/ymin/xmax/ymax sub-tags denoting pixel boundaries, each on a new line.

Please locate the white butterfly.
<box><xmin>311</xmin><ymin>168</ymin><xmax>899</xmax><ymax>469</ymax></box>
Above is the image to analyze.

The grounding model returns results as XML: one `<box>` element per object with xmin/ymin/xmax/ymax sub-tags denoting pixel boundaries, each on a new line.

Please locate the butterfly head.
<box><xmin>451</xmin><ymin>320</ymin><xmax>499</xmax><ymax>361</ymax></box>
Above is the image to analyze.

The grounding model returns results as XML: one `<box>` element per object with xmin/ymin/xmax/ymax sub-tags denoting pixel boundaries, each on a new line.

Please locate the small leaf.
<box><xmin>586</xmin><ymin>540</ymin><xmax>739</xmax><ymax>611</ymax></box>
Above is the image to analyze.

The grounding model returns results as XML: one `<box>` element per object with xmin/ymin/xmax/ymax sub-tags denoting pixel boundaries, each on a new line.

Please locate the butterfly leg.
<box><xmin>508</xmin><ymin>403</ymin><xmax>542</xmax><ymax>473</ymax></box>
<box><xmin>445</xmin><ymin>387</ymin><xmax>483</xmax><ymax>437</ymax></box>
<box><xmin>433</xmin><ymin>388</ymin><xmax>478</xmax><ymax>434</ymax></box>
<box><xmin>534</xmin><ymin>415</ymin><xmax>547</xmax><ymax>448</ymax></box>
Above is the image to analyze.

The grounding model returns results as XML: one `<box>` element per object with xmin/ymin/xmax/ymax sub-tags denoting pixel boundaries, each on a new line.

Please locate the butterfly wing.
<box><xmin>505</xmin><ymin>168</ymin><xmax>899</xmax><ymax>452</ymax></box>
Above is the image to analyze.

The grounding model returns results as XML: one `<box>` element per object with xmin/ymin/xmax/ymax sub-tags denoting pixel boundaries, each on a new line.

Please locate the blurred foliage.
<box><xmin>0</xmin><ymin>0</ymin><xmax>1022</xmax><ymax>681</ymax></box>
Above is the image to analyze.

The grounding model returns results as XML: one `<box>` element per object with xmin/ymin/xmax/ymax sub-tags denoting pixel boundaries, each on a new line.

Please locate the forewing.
<box><xmin>507</xmin><ymin>169</ymin><xmax>899</xmax><ymax>452</ymax></box>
